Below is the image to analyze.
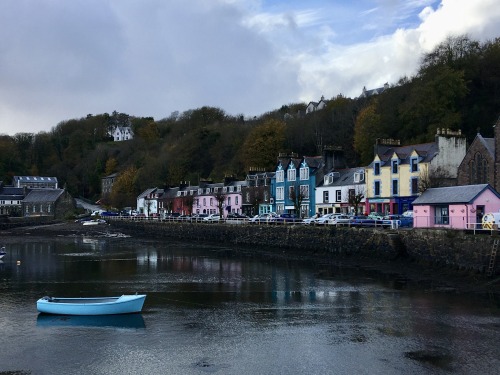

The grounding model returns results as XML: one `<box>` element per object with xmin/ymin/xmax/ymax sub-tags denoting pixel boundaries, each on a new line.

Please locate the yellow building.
<box><xmin>365</xmin><ymin>129</ymin><xmax>466</xmax><ymax>215</ymax></box>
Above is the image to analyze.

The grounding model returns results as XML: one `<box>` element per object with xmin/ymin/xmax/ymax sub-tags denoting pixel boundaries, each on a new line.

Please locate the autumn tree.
<box><xmin>109</xmin><ymin>166</ymin><xmax>139</xmax><ymax>209</ymax></box>
<box><xmin>241</xmin><ymin>119</ymin><xmax>286</xmax><ymax>171</ymax></box>
<box><xmin>354</xmin><ymin>101</ymin><xmax>382</xmax><ymax>165</ymax></box>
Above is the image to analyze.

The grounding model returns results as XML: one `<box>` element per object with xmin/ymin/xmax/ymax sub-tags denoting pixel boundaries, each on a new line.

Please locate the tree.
<box><xmin>240</xmin><ymin>119</ymin><xmax>286</xmax><ymax>171</ymax></box>
<box><xmin>214</xmin><ymin>189</ymin><xmax>227</xmax><ymax>218</ymax></box>
<box><xmin>109</xmin><ymin>166</ymin><xmax>139</xmax><ymax>209</ymax></box>
<box><xmin>354</xmin><ymin>101</ymin><xmax>382</xmax><ymax>165</ymax></box>
<box><xmin>289</xmin><ymin>183</ymin><xmax>308</xmax><ymax>218</ymax></box>
<box><xmin>346</xmin><ymin>185</ymin><xmax>365</xmax><ymax>215</ymax></box>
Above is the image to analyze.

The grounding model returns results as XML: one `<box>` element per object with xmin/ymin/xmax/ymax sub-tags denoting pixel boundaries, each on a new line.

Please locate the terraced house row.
<box><xmin>135</xmin><ymin>117</ymin><xmax>500</xmax><ymax>228</ymax></box>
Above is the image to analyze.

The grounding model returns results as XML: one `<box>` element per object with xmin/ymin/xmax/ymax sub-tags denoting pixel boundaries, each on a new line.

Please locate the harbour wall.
<box><xmin>110</xmin><ymin>220</ymin><xmax>498</xmax><ymax>276</ymax></box>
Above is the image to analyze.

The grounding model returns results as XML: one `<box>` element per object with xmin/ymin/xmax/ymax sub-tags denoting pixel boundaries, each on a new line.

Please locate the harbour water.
<box><xmin>0</xmin><ymin>236</ymin><xmax>499</xmax><ymax>375</ymax></box>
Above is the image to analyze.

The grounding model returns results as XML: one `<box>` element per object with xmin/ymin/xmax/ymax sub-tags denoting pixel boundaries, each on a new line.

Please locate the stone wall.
<box><xmin>110</xmin><ymin>220</ymin><xmax>498</xmax><ymax>275</ymax></box>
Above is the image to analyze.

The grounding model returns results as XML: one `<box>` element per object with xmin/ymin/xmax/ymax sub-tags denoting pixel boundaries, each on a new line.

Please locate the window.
<box><xmin>354</xmin><ymin>171</ymin><xmax>364</xmax><ymax>183</ymax></box>
<box><xmin>300</xmin><ymin>185</ymin><xmax>309</xmax><ymax>199</ymax></box>
<box><xmin>203</xmin><ymin>198</ymin><xmax>206</xmax><ymax>206</ymax></box>
<box><xmin>392</xmin><ymin>160</ymin><xmax>398</xmax><ymax>174</ymax></box>
<box><xmin>411</xmin><ymin>178</ymin><xmax>419</xmax><ymax>195</ymax></box>
<box><xmin>410</xmin><ymin>158</ymin><xmax>418</xmax><ymax>172</ymax></box>
<box><xmin>435</xmin><ymin>205</ymin><xmax>449</xmax><ymax>225</ymax></box>
<box><xmin>392</xmin><ymin>179</ymin><xmax>398</xmax><ymax>195</ymax></box>
<box><xmin>323</xmin><ymin>191</ymin><xmax>329</xmax><ymax>203</ymax></box>
<box><xmin>324</xmin><ymin>175</ymin><xmax>333</xmax><ymax>185</ymax></box>
<box><xmin>348</xmin><ymin>189</ymin><xmax>355</xmax><ymax>201</ymax></box>
<box><xmin>374</xmin><ymin>162</ymin><xmax>380</xmax><ymax>176</ymax></box>
<box><xmin>227</xmin><ymin>197</ymin><xmax>231</xmax><ymax>206</ymax></box>
<box><xmin>300</xmin><ymin>167</ymin><xmax>309</xmax><ymax>180</ymax></box>
<box><xmin>289</xmin><ymin>186</ymin><xmax>295</xmax><ymax>199</ymax></box>
<box><xmin>276</xmin><ymin>170</ymin><xmax>284</xmax><ymax>183</ymax></box>
<box><xmin>335</xmin><ymin>190</ymin><xmax>341</xmax><ymax>202</ymax></box>
<box><xmin>287</xmin><ymin>168</ymin><xmax>296</xmax><ymax>181</ymax></box>
<box><xmin>277</xmin><ymin>187</ymin><xmax>284</xmax><ymax>200</ymax></box>
<box><xmin>235</xmin><ymin>196</ymin><xmax>239</xmax><ymax>205</ymax></box>
<box><xmin>469</xmin><ymin>152</ymin><xmax>489</xmax><ymax>184</ymax></box>
<box><xmin>374</xmin><ymin>181</ymin><xmax>381</xmax><ymax>196</ymax></box>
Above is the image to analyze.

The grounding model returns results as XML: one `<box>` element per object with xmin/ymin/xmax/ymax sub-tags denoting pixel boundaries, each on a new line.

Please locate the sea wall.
<box><xmin>109</xmin><ymin>219</ymin><xmax>498</xmax><ymax>275</ymax></box>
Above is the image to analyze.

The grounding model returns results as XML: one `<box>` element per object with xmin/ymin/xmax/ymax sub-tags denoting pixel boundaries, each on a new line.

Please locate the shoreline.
<box><xmin>2</xmin><ymin>221</ymin><xmax>499</xmax><ymax>297</ymax></box>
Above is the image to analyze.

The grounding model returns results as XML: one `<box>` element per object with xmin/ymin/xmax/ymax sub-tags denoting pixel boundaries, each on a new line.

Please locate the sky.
<box><xmin>0</xmin><ymin>0</ymin><xmax>499</xmax><ymax>136</ymax></box>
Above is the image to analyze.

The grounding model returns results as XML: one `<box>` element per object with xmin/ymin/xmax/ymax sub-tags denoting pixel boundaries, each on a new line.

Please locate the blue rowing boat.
<box><xmin>37</xmin><ymin>295</ymin><xmax>146</xmax><ymax>315</ymax></box>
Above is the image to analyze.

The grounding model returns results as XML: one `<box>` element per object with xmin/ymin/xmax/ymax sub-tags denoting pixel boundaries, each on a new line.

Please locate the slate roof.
<box><xmin>476</xmin><ymin>134</ymin><xmax>495</xmax><ymax>157</ymax></box>
<box><xmin>23</xmin><ymin>189</ymin><xmax>65</xmax><ymax>203</ymax></box>
<box><xmin>412</xmin><ymin>184</ymin><xmax>499</xmax><ymax>205</ymax></box>
<box><xmin>0</xmin><ymin>186</ymin><xmax>25</xmax><ymax>199</ymax></box>
<box><xmin>13</xmin><ymin>176</ymin><xmax>58</xmax><ymax>185</ymax></box>
<box><xmin>317</xmin><ymin>168</ymin><xmax>365</xmax><ymax>187</ymax></box>
<box><xmin>369</xmin><ymin>141</ymin><xmax>438</xmax><ymax>167</ymax></box>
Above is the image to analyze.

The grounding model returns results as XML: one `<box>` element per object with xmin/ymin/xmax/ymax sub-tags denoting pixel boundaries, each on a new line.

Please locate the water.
<box><xmin>0</xmin><ymin>236</ymin><xmax>499</xmax><ymax>375</ymax></box>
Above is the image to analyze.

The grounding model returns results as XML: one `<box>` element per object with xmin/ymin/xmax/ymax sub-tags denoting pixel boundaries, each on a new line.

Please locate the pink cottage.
<box><xmin>411</xmin><ymin>184</ymin><xmax>500</xmax><ymax>229</ymax></box>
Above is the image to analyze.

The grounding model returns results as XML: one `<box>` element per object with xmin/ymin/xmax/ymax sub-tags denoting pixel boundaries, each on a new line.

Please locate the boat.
<box><xmin>0</xmin><ymin>246</ymin><xmax>6</xmax><ymax>259</ymax></box>
<box><xmin>36</xmin><ymin>294</ymin><xmax>146</xmax><ymax>315</ymax></box>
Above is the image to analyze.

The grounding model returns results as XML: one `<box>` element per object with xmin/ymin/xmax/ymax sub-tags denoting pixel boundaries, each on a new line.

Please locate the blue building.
<box><xmin>271</xmin><ymin>154</ymin><xmax>325</xmax><ymax>218</ymax></box>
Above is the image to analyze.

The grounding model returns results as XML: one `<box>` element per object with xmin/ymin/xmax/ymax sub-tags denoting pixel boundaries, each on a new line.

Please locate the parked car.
<box><xmin>367</xmin><ymin>212</ymin><xmax>384</xmax><ymax>220</ymax></box>
<box><xmin>315</xmin><ymin>213</ymin><xmax>335</xmax><ymax>225</ymax></box>
<box><xmin>303</xmin><ymin>214</ymin><xmax>320</xmax><ymax>225</ymax></box>
<box><xmin>192</xmin><ymin>213</ymin><xmax>208</xmax><ymax>222</ymax></box>
<box><xmin>402</xmin><ymin>210</ymin><xmax>414</xmax><ymax>217</ymax></box>
<box><xmin>227</xmin><ymin>213</ymin><xmax>248</xmax><ymax>219</ymax></box>
<box><xmin>327</xmin><ymin>214</ymin><xmax>351</xmax><ymax>226</ymax></box>
<box><xmin>203</xmin><ymin>213</ymin><xmax>221</xmax><ymax>222</ymax></box>
<box><xmin>349</xmin><ymin>215</ymin><xmax>383</xmax><ymax>227</ymax></box>
<box><xmin>271</xmin><ymin>213</ymin><xmax>302</xmax><ymax>224</ymax></box>
<box><xmin>249</xmin><ymin>213</ymin><xmax>277</xmax><ymax>224</ymax></box>
<box><xmin>381</xmin><ymin>214</ymin><xmax>413</xmax><ymax>228</ymax></box>
<box><xmin>163</xmin><ymin>212</ymin><xmax>180</xmax><ymax>220</ymax></box>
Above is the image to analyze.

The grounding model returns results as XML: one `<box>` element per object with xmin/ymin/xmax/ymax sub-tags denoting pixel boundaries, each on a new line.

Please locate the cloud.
<box><xmin>0</xmin><ymin>0</ymin><xmax>499</xmax><ymax>135</ymax></box>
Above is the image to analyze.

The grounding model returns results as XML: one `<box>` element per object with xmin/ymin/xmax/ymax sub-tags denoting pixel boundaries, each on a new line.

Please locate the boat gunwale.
<box><xmin>38</xmin><ymin>295</ymin><xmax>146</xmax><ymax>306</ymax></box>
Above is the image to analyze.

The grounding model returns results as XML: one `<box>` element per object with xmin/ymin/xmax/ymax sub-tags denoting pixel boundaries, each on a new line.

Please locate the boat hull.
<box><xmin>37</xmin><ymin>295</ymin><xmax>146</xmax><ymax>315</ymax></box>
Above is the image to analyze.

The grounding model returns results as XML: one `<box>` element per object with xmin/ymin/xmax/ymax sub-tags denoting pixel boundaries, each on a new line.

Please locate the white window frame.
<box><xmin>276</xmin><ymin>187</ymin><xmax>284</xmax><ymax>200</ymax></box>
<box><xmin>287</xmin><ymin>168</ymin><xmax>296</xmax><ymax>181</ymax></box>
<box><xmin>276</xmin><ymin>170</ymin><xmax>284</xmax><ymax>183</ymax></box>
<box><xmin>300</xmin><ymin>167</ymin><xmax>309</xmax><ymax>180</ymax></box>
<box><xmin>335</xmin><ymin>190</ymin><xmax>341</xmax><ymax>202</ymax></box>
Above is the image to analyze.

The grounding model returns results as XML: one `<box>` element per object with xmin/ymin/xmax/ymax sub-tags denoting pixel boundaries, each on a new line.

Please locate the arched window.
<box><xmin>469</xmin><ymin>152</ymin><xmax>488</xmax><ymax>184</ymax></box>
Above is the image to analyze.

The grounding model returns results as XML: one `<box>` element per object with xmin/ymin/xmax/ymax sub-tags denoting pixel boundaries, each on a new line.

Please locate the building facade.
<box><xmin>365</xmin><ymin>129</ymin><xmax>466</xmax><ymax>215</ymax></box>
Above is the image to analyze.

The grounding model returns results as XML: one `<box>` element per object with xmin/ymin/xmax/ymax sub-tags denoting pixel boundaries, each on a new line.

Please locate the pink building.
<box><xmin>412</xmin><ymin>184</ymin><xmax>500</xmax><ymax>229</ymax></box>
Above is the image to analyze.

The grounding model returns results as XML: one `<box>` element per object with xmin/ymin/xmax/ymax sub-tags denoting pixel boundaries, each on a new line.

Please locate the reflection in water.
<box><xmin>0</xmin><ymin>237</ymin><xmax>498</xmax><ymax>375</ymax></box>
<box><xmin>37</xmin><ymin>313</ymin><xmax>146</xmax><ymax>329</ymax></box>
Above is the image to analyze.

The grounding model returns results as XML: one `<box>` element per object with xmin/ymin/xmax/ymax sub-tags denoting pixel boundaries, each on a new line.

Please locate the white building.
<box><xmin>315</xmin><ymin>168</ymin><xmax>366</xmax><ymax>215</ymax></box>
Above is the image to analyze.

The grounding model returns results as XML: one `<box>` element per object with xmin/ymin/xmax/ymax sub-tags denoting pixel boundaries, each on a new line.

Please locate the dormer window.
<box><xmin>392</xmin><ymin>160</ymin><xmax>398</xmax><ymax>174</ymax></box>
<box><xmin>276</xmin><ymin>170</ymin><xmax>284</xmax><ymax>183</ymax></box>
<box><xmin>300</xmin><ymin>167</ymin><xmax>309</xmax><ymax>180</ymax></box>
<box><xmin>324</xmin><ymin>175</ymin><xmax>333</xmax><ymax>185</ymax></box>
<box><xmin>354</xmin><ymin>171</ymin><xmax>364</xmax><ymax>183</ymax></box>
<box><xmin>287</xmin><ymin>168</ymin><xmax>296</xmax><ymax>181</ymax></box>
<box><xmin>410</xmin><ymin>157</ymin><xmax>418</xmax><ymax>172</ymax></box>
